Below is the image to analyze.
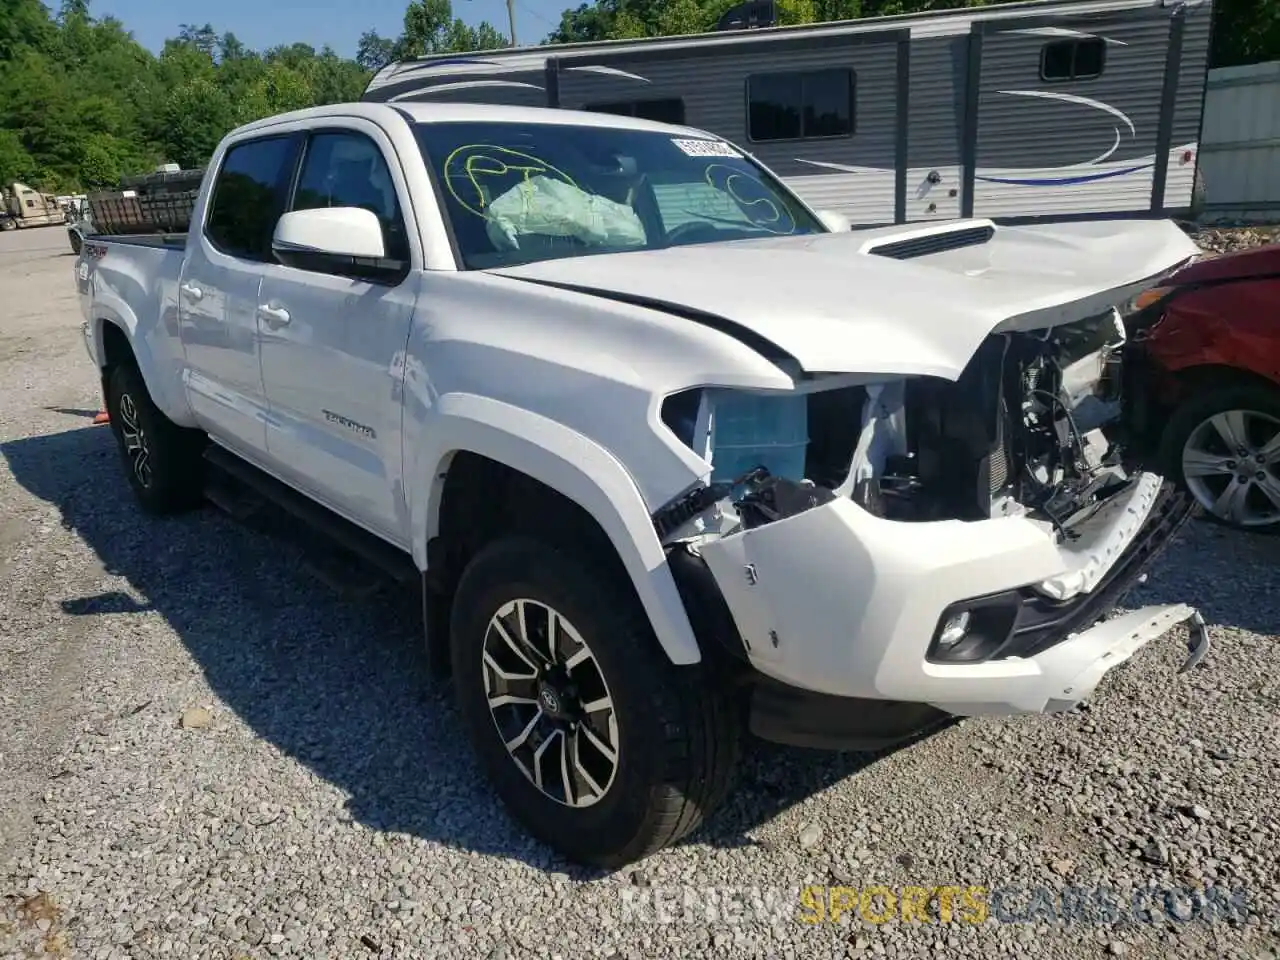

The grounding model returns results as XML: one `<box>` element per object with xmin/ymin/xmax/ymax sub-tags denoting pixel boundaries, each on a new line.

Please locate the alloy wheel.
<box><xmin>1181</xmin><ymin>408</ymin><xmax>1280</xmax><ymax>527</ymax></box>
<box><xmin>482</xmin><ymin>598</ymin><xmax>620</xmax><ymax>808</ymax></box>
<box><xmin>117</xmin><ymin>392</ymin><xmax>153</xmax><ymax>489</ymax></box>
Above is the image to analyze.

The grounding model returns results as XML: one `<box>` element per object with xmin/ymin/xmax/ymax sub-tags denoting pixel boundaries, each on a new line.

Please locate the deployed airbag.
<box><xmin>485</xmin><ymin>176</ymin><xmax>646</xmax><ymax>251</ymax></box>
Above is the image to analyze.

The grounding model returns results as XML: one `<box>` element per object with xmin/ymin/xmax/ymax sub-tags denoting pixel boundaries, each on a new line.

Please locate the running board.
<box><xmin>202</xmin><ymin>444</ymin><xmax>419</xmax><ymax>585</ymax></box>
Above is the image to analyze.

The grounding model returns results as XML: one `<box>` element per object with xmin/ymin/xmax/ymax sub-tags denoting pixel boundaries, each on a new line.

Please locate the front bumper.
<box><xmin>695</xmin><ymin>476</ymin><xmax>1199</xmax><ymax>717</ymax></box>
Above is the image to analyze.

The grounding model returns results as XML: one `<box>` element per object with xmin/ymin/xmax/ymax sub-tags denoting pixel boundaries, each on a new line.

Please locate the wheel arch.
<box><xmin>1167</xmin><ymin>362</ymin><xmax>1280</xmax><ymax>397</ymax></box>
<box><xmin>408</xmin><ymin>394</ymin><xmax>703</xmax><ymax>668</ymax></box>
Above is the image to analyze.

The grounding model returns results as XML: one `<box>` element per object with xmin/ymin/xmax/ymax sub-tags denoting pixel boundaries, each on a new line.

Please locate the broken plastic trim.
<box><xmin>651</xmin><ymin>467</ymin><xmax>836</xmax><ymax>540</ymax></box>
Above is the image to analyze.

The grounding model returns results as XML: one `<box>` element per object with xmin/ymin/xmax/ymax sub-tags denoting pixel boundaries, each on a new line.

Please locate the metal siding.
<box><xmin>1158</xmin><ymin>1</ymin><xmax>1211</xmax><ymax>210</ymax></box>
<box><xmin>905</xmin><ymin>35</ymin><xmax>966</xmax><ymax>221</ymax></box>
<box><xmin>558</xmin><ymin>43</ymin><xmax>901</xmax><ymax>225</ymax></box>
<box><xmin>1199</xmin><ymin>60</ymin><xmax>1280</xmax><ymax>222</ymax></box>
<box><xmin>972</xmin><ymin>11</ymin><xmax>1171</xmax><ymax>218</ymax></box>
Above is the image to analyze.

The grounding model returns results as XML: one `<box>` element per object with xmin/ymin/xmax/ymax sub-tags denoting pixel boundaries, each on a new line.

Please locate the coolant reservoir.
<box><xmin>709</xmin><ymin>391</ymin><xmax>809</xmax><ymax>484</ymax></box>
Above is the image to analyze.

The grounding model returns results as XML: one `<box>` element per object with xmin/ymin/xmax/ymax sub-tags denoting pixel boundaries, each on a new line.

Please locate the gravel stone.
<box><xmin>2</xmin><ymin>225</ymin><xmax>1278</xmax><ymax>960</ymax></box>
<box><xmin>179</xmin><ymin>706</ymin><xmax>212</xmax><ymax>729</ymax></box>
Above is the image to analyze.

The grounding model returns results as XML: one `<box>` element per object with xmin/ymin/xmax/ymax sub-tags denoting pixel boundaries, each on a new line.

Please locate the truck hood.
<box><xmin>489</xmin><ymin>218</ymin><xmax>1199</xmax><ymax>381</ymax></box>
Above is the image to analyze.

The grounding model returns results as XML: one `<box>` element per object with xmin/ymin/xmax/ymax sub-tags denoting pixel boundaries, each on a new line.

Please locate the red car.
<box><xmin>1129</xmin><ymin>241</ymin><xmax>1280</xmax><ymax>532</ymax></box>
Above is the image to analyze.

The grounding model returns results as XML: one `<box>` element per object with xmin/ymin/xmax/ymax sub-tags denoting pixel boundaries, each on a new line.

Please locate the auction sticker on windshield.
<box><xmin>671</xmin><ymin>138</ymin><xmax>742</xmax><ymax>159</ymax></box>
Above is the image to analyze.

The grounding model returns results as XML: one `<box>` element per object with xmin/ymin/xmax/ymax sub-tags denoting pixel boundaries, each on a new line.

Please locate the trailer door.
<box><xmin>966</xmin><ymin>7</ymin><xmax>1180</xmax><ymax>221</ymax></box>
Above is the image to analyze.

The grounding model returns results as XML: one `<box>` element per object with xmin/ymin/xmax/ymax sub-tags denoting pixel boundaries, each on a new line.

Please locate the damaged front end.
<box><xmin>657</xmin><ymin>306</ymin><xmax>1155</xmax><ymax>553</ymax></box>
<box><xmin>652</xmin><ymin>308</ymin><xmax>1204</xmax><ymax>749</ymax></box>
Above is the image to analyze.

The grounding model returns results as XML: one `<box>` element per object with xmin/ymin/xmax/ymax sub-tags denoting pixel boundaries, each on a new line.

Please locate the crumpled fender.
<box><xmin>406</xmin><ymin>392</ymin><xmax>703</xmax><ymax>665</ymax></box>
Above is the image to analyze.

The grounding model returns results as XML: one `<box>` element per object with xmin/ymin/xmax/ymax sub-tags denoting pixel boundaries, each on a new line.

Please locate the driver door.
<box><xmin>256</xmin><ymin>122</ymin><xmax>419</xmax><ymax>545</ymax></box>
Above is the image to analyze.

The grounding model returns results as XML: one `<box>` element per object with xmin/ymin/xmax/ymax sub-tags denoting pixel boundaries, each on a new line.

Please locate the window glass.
<box><xmin>650</xmin><ymin>179</ymin><xmax>754</xmax><ymax>232</ymax></box>
<box><xmin>292</xmin><ymin>131</ymin><xmax>409</xmax><ymax>262</ymax></box>
<box><xmin>584</xmin><ymin>99</ymin><xmax>686</xmax><ymax>125</ymax></box>
<box><xmin>414</xmin><ymin>120</ymin><xmax>824</xmax><ymax>270</ymax></box>
<box><xmin>205</xmin><ymin>136</ymin><xmax>297</xmax><ymax>261</ymax></box>
<box><xmin>1041</xmin><ymin>39</ymin><xmax>1105</xmax><ymax>81</ymax></box>
<box><xmin>748</xmin><ymin>69</ymin><xmax>854</xmax><ymax>142</ymax></box>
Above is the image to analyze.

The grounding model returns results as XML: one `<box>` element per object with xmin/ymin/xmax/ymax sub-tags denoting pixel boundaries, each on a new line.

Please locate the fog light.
<box><xmin>928</xmin><ymin>593</ymin><xmax>1021</xmax><ymax>664</ymax></box>
<box><xmin>937</xmin><ymin>611</ymin><xmax>971</xmax><ymax>650</ymax></box>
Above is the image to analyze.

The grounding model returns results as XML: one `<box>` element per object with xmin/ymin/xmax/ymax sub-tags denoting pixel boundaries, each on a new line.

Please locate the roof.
<box><xmin>231</xmin><ymin>101</ymin><xmax>713</xmax><ymax>140</ymax></box>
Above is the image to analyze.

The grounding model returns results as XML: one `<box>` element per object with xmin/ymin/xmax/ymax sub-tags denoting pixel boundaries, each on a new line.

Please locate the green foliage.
<box><xmin>0</xmin><ymin>0</ymin><xmax>503</xmax><ymax>192</ymax></box>
<box><xmin>1212</xmin><ymin>0</ymin><xmax>1280</xmax><ymax>69</ymax></box>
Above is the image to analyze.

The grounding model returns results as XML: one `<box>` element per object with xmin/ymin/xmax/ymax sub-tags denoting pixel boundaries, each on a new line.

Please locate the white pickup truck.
<box><xmin>76</xmin><ymin>101</ymin><xmax>1210</xmax><ymax>867</ymax></box>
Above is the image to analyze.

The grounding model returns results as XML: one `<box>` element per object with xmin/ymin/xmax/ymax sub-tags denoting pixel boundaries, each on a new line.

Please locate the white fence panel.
<box><xmin>1199</xmin><ymin>60</ymin><xmax>1280</xmax><ymax>222</ymax></box>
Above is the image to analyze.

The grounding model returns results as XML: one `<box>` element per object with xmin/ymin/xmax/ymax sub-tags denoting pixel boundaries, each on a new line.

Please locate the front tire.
<box><xmin>450</xmin><ymin>536</ymin><xmax>741</xmax><ymax>867</ymax></box>
<box><xmin>105</xmin><ymin>361</ymin><xmax>206</xmax><ymax>514</ymax></box>
<box><xmin>1159</xmin><ymin>382</ymin><xmax>1280</xmax><ymax>532</ymax></box>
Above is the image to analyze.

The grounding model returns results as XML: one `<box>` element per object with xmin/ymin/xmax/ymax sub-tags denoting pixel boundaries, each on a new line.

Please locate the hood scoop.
<box><xmin>864</xmin><ymin>223</ymin><xmax>996</xmax><ymax>260</ymax></box>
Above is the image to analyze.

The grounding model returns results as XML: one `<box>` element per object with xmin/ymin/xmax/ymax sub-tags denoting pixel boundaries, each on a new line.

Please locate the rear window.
<box><xmin>205</xmin><ymin>136</ymin><xmax>299</xmax><ymax>261</ymax></box>
<box><xmin>413</xmin><ymin>120</ymin><xmax>824</xmax><ymax>270</ymax></box>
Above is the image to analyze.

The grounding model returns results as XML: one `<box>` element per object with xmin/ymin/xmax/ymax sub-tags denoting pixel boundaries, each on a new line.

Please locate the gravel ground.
<box><xmin>1</xmin><ymin>224</ymin><xmax>1279</xmax><ymax>960</ymax></box>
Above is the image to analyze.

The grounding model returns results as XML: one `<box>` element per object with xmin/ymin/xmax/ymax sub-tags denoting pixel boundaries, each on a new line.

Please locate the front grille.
<box><xmin>867</xmin><ymin>225</ymin><xmax>995</xmax><ymax>260</ymax></box>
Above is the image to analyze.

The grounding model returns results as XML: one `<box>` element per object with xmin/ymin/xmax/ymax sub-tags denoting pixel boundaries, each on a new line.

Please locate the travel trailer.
<box><xmin>362</xmin><ymin>0</ymin><xmax>1213</xmax><ymax>226</ymax></box>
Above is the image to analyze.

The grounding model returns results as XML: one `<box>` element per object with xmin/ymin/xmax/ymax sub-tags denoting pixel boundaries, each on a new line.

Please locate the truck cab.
<box><xmin>1</xmin><ymin>182</ymin><xmax>68</xmax><ymax>230</ymax></box>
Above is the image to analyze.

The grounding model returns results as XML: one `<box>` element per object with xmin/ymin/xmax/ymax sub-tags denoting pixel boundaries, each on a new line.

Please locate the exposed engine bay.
<box><xmin>842</xmin><ymin>307</ymin><xmax>1136</xmax><ymax>532</ymax></box>
<box><xmin>656</xmin><ymin>308</ymin><xmax>1146</xmax><ymax>547</ymax></box>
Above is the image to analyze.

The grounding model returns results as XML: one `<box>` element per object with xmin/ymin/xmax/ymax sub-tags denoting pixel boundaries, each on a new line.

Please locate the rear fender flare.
<box><xmin>408</xmin><ymin>393</ymin><xmax>703</xmax><ymax>665</ymax></box>
<box><xmin>89</xmin><ymin>299</ymin><xmax>196</xmax><ymax>428</ymax></box>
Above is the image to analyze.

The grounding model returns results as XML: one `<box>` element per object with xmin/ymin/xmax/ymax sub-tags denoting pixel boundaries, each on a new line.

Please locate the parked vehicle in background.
<box><xmin>364</xmin><ymin>0</ymin><xmax>1213</xmax><ymax>227</ymax></box>
<box><xmin>75</xmin><ymin>101</ymin><xmax>1209</xmax><ymax>867</ymax></box>
<box><xmin>1</xmin><ymin>182</ymin><xmax>68</xmax><ymax>230</ymax></box>
<box><xmin>1126</xmin><ymin>242</ymin><xmax>1280</xmax><ymax>531</ymax></box>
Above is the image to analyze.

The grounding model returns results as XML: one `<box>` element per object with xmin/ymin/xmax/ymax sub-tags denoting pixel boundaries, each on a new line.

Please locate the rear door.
<box><xmin>255</xmin><ymin>121</ymin><xmax>419</xmax><ymax>544</ymax></box>
<box><xmin>179</xmin><ymin>133</ymin><xmax>301</xmax><ymax>457</ymax></box>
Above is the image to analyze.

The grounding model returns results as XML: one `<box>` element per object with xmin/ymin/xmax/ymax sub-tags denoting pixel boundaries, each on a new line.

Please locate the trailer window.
<box><xmin>584</xmin><ymin>99</ymin><xmax>686</xmax><ymax>125</ymax></box>
<box><xmin>205</xmin><ymin>135</ymin><xmax>300</xmax><ymax>262</ymax></box>
<box><xmin>747</xmin><ymin>69</ymin><xmax>855</xmax><ymax>142</ymax></box>
<box><xmin>1040</xmin><ymin>38</ymin><xmax>1105</xmax><ymax>82</ymax></box>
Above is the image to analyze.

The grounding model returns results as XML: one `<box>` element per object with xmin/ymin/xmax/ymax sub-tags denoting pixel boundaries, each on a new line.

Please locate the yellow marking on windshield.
<box><xmin>703</xmin><ymin>163</ymin><xmax>797</xmax><ymax>235</ymax></box>
<box><xmin>442</xmin><ymin>144</ymin><xmax>580</xmax><ymax>218</ymax></box>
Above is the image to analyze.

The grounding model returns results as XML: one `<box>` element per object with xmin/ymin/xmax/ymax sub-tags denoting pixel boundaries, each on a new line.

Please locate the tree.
<box><xmin>357</xmin><ymin>30</ymin><xmax>398</xmax><ymax>71</ymax></box>
<box><xmin>0</xmin><ymin>130</ymin><xmax>39</xmax><ymax>187</ymax></box>
<box><xmin>1212</xmin><ymin>0</ymin><xmax>1280</xmax><ymax>68</ymax></box>
<box><xmin>395</xmin><ymin>0</ymin><xmax>508</xmax><ymax>58</ymax></box>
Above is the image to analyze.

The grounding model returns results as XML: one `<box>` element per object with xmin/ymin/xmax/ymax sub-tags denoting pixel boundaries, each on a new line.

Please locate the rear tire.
<box><xmin>105</xmin><ymin>361</ymin><xmax>206</xmax><ymax>514</ymax></box>
<box><xmin>449</xmin><ymin>536</ymin><xmax>741</xmax><ymax>867</ymax></box>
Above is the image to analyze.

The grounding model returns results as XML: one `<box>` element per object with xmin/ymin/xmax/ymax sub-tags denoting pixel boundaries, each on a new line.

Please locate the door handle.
<box><xmin>257</xmin><ymin>304</ymin><xmax>291</xmax><ymax>327</ymax></box>
<box><xmin>179</xmin><ymin>282</ymin><xmax>203</xmax><ymax>302</ymax></box>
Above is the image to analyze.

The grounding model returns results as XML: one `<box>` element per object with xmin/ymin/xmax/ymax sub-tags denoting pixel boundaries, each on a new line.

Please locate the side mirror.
<box><xmin>272</xmin><ymin>207</ymin><xmax>394</xmax><ymax>279</ymax></box>
<box><xmin>816</xmin><ymin>209</ymin><xmax>852</xmax><ymax>233</ymax></box>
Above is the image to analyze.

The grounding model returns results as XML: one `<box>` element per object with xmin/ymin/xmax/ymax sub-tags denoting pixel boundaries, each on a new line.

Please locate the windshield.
<box><xmin>412</xmin><ymin>120</ymin><xmax>826</xmax><ymax>270</ymax></box>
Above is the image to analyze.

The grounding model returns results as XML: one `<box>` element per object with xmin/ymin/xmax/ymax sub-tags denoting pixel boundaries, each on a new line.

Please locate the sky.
<box><xmin>83</xmin><ymin>0</ymin><xmax>569</xmax><ymax>58</ymax></box>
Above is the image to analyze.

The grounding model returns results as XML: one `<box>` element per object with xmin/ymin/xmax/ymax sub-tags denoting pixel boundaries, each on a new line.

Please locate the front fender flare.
<box><xmin>408</xmin><ymin>393</ymin><xmax>702</xmax><ymax>666</ymax></box>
